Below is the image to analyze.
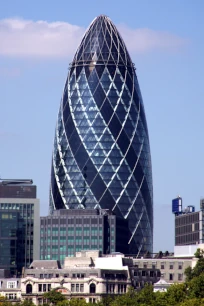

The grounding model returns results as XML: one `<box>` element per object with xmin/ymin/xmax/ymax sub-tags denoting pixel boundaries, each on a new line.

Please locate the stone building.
<box><xmin>21</xmin><ymin>251</ymin><xmax>132</xmax><ymax>304</ymax></box>
<box><xmin>0</xmin><ymin>278</ymin><xmax>21</xmax><ymax>302</ymax></box>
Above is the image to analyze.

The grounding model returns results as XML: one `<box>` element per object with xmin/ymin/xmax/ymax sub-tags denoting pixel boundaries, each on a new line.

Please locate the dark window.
<box><xmin>38</xmin><ymin>284</ymin><xmax>42</xmax><ymax>292</ymax></box>
<box><xmin>26</xmin><ymin>284</ymin><xmax>32</xmax><ymax>294</ymax></box>
<box><xmin>90</xmin><ymin>283</ymin><xmax>96</xmax><ymax>294</ymax></box>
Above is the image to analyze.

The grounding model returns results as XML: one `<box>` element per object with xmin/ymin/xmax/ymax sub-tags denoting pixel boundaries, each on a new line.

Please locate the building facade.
<box><xmin>50</xmin><ymin>15</ymin><xmax>153</xmax><ymax>256</ymax></box>
<box><xmin>0</xmin><ymin>278</ymin><xmax>21</xmax><ymax>302</ymax></box>
<box><xmin>174</xmin><ymin>199</ymin><xmax>204</xmax><ymax>246</ymax></box>
<box><xmin>0</xmin><ymin>180</ymin><xmax>40</xmax><ymax>276</ymax></box>
<box><xmin>40</xmin><ymin>209</ymin><xmax>129</xmax><ymax>264</ymax></box>
<box><xmin>131</xmin><ymin>257</ymin><xmax>192</xmax><ymax>284</ymax></box>
<box><xmin>21</xmin><ymin>251</ymin><xmax>132</xmax><ymax>304</ymax></box>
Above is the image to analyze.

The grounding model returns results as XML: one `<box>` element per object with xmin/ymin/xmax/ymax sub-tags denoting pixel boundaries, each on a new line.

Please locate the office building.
<box><xmin>0</xmin><ymin>179</ymin><xmax>40</xmax><ymax>275</ymax></box>
<box><xmin>40</xmin><ymin>209</ymin><xmax>129</xmax><ymax>264</ymax></box>
<box><xmin>50</xmin><ymin>15</ymin><xmax>153</xmax><ymax>256</ymax></box>
<box><xmin>173</xmin><ymin>196</ymin><xmax>204</xmax><ymax>245</ymax></box>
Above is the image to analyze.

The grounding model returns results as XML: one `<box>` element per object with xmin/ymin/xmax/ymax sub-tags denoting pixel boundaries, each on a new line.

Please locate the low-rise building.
<box><xmin>21</xmin><ymin>251</ymin><xmax>132</xmax><ymax>304</ymax></box>
<box><xmin>0</xmin><ymin>278</ymin><xmax>21</xmax><ymax>302</ymax></box>
<box><xmin>132</xmin><ymin>256</ymin><xmax>192</xmax><ymax>284</ymax></box>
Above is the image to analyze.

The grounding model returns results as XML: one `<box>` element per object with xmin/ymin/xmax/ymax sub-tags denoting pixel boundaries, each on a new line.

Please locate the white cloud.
<box><xmin>118</xmin><ymin>25</ymin><xmax>187</xmax><ymax>53</ymax></box>
<box><xmin>0</xmin><ymin>18</ymin><xmax>187</xmax><ymax>58</ymax></box>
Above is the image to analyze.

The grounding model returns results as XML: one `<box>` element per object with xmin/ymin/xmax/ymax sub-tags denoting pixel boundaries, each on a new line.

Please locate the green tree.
<box><xmin>135</xmin><ymin>284</ymin><xmax>156</xmax><ymax>306</ymax></box>
<box><xmin>185</xmin><ymin>248</ymin><xmax>204</xmax><ymax>281</ymax></box>
<box><xmin>109</xmin><ymin>287</ymin><xmax>137</xmax><ymax>306</ymax></box>
<box><xmin>19</xmin><ymin>300</ymin><xmax>36</xmax><ymax>306</ymax></box>
<box><xmin>178</xmin><ymin>298</ymin><xmax>204</xmax><ymax>306</ymax></box>
<box><xmin>165</xmin><ymin>283</ymin><xmax>187</xmax><ymax>306</ymax></box>
<box><xmin>43</xmin><ymin>290</ymin><xmax>66</xmax><ymax>305</ymax></box>
<box><xmin>187</xmin><ymin>273</ymin><xmax>204</xmax><ymax>299</ymax></box>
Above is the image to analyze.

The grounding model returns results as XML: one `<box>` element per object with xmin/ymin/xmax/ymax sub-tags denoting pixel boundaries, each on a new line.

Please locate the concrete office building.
<box><xmin>173</xmin><ymin>197</ymin><xmax>204</xmax><ymax>246</ymax></box>
<box><xmin>0</xmin><ymin>179</ymin><xmax>40</xmax><ymax>276</ymax></box>
<box><xmin>50</xmin><ymin>15</ymin><xmax>153</xmax><ymax>256</ymax></box>
<box><xmin>40</xmin><ymin>209</ymin><xmax>128</xmax><ymax>264</ymax></box>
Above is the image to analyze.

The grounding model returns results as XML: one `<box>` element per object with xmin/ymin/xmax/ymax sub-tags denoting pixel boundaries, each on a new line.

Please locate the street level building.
<box><xmin>50</xmin><ymin>15</ymin><xmax>153</xmax><ymax>256</ymax></box>
<box><xmin>0</xmin><ymin>278</ymin><xmax>21</xmax><ymax>302</ymax></box>
<box><xmin>0</xmin><ymin>179</ymin><xmax>40</xmax><ymax>276</ymax></box>
<box><xmin>21</xmin><ymin>251</ymin><xmax>132</xmax><ymax>304</ymax></box>
<box><xmin>40</xmin><ymin>209</ymin><xmax>129</xmax><ymax>264</ymax></box>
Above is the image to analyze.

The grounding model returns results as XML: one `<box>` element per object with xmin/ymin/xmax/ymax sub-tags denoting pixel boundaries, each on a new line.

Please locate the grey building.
<box><xmin>174</xmin><ymin>198</ymin><xmax>204</xmax><ymax>246</ymax></box>
<box><xmin>40</xmin><ymin>209</ymin><xmax>128</xmax><ymax>265</ymax></box>
<box><xmin>0</xmin><ymin>179</ymin><xmax>40</xmax><ymax>276</ymax></box>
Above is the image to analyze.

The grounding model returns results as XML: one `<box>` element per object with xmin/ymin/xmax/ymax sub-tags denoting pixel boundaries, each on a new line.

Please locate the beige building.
<box><xmin>21</xmin><ymin>251</ymin><xmax>132</xmax><ymax>304</ymax></box>
<box><xmin>132</xmin><ymin>256</ymin><xmax>192</xmax><ymax>284</ymax></box>
<box><xmin>0</xmin><ymin>278</ymin><xmax>21</xmax><ymax>302</ymax></box>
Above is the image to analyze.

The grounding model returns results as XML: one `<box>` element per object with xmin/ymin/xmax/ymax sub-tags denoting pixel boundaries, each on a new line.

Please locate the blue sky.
<box><xmin>0</xmin><ymin>0</ymin><xmax>203</xmax><ymax>252</ymax></box>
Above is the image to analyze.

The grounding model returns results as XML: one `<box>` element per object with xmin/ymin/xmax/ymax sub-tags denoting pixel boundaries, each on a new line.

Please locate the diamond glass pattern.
<box><xmin>50</xmin><ymin>15</ymin><xmax>153</xmax><ymax>255</ymax></box>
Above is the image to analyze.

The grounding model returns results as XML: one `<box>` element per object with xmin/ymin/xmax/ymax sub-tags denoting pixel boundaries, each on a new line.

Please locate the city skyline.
<box><xmin>0</xmin><ymin>0</ymin><xmax>203</xmax><ymax>252</ymax></box>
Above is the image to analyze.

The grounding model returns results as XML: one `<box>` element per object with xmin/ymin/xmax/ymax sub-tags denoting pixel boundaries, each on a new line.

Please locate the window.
<box><xmin>71</xmin><ymin>284</ymin><xmax>75</xmax><ymax>292</ymax></box>
<box><xmin>90</xmin><ymin>283</ymin><xmax>96</xmax><ymax>294</ymax></box>
<box><xmin>150</xmin><ymin>271</ymin><xmax>154</xmax><ymax>277</ymax></box>
<box><xmin>142</xmin><ymin>271</ymin><xmax>146</xmax><ymax>277</ymax></box>
<box><xmin>178</xmin><ymin>274</ymin><xmax>183</xmax><ymax>281</ymax></box>
<box><xmin>38</xmin><ymin>284</ymin><xmax>42</xmax><ymax>292</ymax></box>
<box><xmin>169</xmin><ymin>273</ymin><xmax>174</xmax><ymax>281</ymax></box>
<box><xmin>169</xmin><ymin>263</ymin><xmax>174</xmax><ymax>270</ymax></box>
<box><xmin>178</xmin><ymin>262</ymin><xmax>183</xmax><ymax>270</ymax></box>
<box><xmin>6</xmin><ymin>294</ymin><xmax>17</xmax><ymax>300</ymax></box>
<box><xmin>7</xmin><ymin>281</ymin><xmax>17</xmax><ymax>289</ymax></box>
<box><xmin>89</xmin><ymin>298</ymin><xmax>96</xmax><ymax>303</ymax></box>
<box><xmin>118</xmin><ymin>284</ymin><xmax>126</xmax><ymax>293</ymax></box>
<box><xmin>161</xmin><ymin>263</ymin><xmax>165</xmax><ymax>269</ymax></box>
<box><xmin>26</xmin><ymin>284</ymin><xmax>32</xmax><ymax>294</ymax></box>
<box><xmin>80</xmin><ymin>284</ymin><xmax>84</xmax><ymax>292</ymax></box>
<box><xmin>106</xmin><ymin>284</ymin><xmax>115</xmax><ymax>293</ymax></box>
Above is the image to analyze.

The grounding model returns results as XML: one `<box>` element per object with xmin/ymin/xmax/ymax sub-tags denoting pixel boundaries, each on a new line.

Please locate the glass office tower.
<box><xmin>50</xmin><ymin>15</ymin><xmax>153</xmax><ymax>255</ymax></box>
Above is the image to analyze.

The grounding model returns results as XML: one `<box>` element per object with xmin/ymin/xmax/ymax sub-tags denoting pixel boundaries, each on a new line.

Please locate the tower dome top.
<box><xmin>71</xmin><ymin>15</ymin><xmax>132</xmax><ymax>68</ymax></box>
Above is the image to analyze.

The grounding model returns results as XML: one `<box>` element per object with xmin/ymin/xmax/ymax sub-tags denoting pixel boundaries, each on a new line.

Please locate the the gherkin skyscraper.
<box><xmin>50</xmin><ymin>15</ymin><xmax>153</xmax><ymax>255</ymax></box>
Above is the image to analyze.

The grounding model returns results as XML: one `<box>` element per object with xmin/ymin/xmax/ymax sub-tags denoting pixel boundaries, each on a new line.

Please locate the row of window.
<box><xmin>175</xmin><ymin>223</ymin><xmax>199</xmax><ymax>235</ymax></box>
<box><xmin>169</xmin><ymin>273</ymin><xmax>183</xmax><ymax>281</ymax></box>
<box><xmin>5</xmin><ymin>294</ymin><xmax>18</xmax><ymax>300</ymax></box>
<box><xmin>175</xmin><ymin>213</ymin><xmax>199</xmax><ymax>226</ymax></box>
<box><xmin>175</xmin><ymin>232</ymin><xmax>200</xmax><ymax>244</ymax></box>
<box><xmin>106</xmin><ymin>284</ymin><xmax>127</xmax><ymax>293</ymax></box>
<box><xmin>41</xmin><ymin>218</ymin><xmax>104</xmax><ymax>225</ymax></box>
<box><xmin>133</xmin><ymin>271</ymin><xmax>160</xmax><ymax>277</ymax></box>
<box><xmin>0</xmin><ymin>281</ymin><xmax>18</xmax><ymax>289</ymax></box>
<box><xmin>71</xmin><ymin>284</ymin><xmax>84</xmax><ymax>292</ymax></box>
<box><xmin>134</xmin><ymin>263</ymin><xmax>184</xmax><ymax>270</ymax></box>
<box><xmin>29</xmin><ymin>273</ymin><xmax>90</xmax><ymax>279</ymax></box>
<box><xmin>38</xmin><ymin>284</ymin><xmax>51</xmax><ymax>292</ymax></box>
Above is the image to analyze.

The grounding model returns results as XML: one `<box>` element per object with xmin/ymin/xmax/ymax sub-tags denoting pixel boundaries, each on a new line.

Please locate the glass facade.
<box><xmin>50</xmin><ymin>15</ymin><xmax>153</xmax><ymax>255</ymax></box>
<box><xmin>40</xmin><ymin>210</ymin><xmax>116</xmax><ymax>264</ymax></box>
<box><xmin>0</xmin><ymin>203</ymin><xmax>34</xmax><ymax>275</ymax></box>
